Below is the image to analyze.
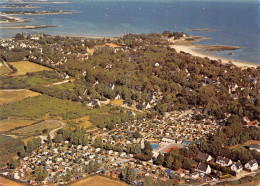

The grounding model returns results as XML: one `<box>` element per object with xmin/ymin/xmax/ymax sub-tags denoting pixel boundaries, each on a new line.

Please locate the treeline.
<box><xmin>0</xmin><ymin>48</ymin><xmax>29</xmax><ymax>62</ymax></box>
<box><xmin>155</xmin><ymin>147</ymin><xmax>197</xmax><ymax>171</ymax></box>
<box><xmin>89</xmin><ymin>111</ymin><xmax>138</xmax><ymax>129</ymax></box>
<box><xmin>56</xmin><ymin>126</ymin><xmax>89</xmax><ymax>146</ymax></box>
<box><xmin>162</xmin><ymin>31</ymin><xmax>187</xmax><ymax>39</ymax></box>
<box><xmin>8</xmin><ymin>137</ymin><xmax>41</xmax><ymax>169</ymax></box>
<box><xmin>0</xmin><ymin>76</ymin><xmax>30</xmax><ymax>89</ymax></box>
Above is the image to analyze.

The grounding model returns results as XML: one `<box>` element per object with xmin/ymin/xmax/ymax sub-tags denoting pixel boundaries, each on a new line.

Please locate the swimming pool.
<box><xmin>151</xmin><ymin>143</ymin><xmax>159</xmax><ymax>150</ymax></box>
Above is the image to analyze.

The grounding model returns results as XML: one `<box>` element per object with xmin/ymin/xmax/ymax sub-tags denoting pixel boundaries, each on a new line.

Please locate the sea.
<box><xmin>0</xmin><ymin>0</ymin><xmax>259</xmax><ymax>64</ymax></box>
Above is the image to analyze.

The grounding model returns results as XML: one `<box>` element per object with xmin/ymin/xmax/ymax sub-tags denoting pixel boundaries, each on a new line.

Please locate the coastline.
<box><xmin>170</xmin><ymin>44</ymin><xmax>258</xmax><ymax>68</ymax></box>
<box><xmin>170</xmin><ymin>36</ymin><xmax>258</xmax><ymax>68</ymax></box>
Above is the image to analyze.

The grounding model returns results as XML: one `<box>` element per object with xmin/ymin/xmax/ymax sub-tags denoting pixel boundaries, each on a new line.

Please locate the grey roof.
<box><xmin>233</xmin><ymin>161</ymin><xmax>243</xmax><ymax>169</ymax></box>
<box><xmin>250</xmin><ymin>144</ymin><xmax>260</xmax><ymax>150</ymax></box>
<box><xmin>216</xmin><ymin>156</ymin><xmax>231</xmax><ymax>164</ymax></box>
<box><xmin>198</xmin><ymin>152</ymin><xmax>210</xmax><ymax>161</ymax></box>
<box><xmin>197</xmin><ymin>163</ymin><xmax>209</xmax><ymax>172</ymax></box>
<box><xmin>248</xmin><ymin>159</ymin><xmax>258</xmax><ymax>167</ymax></box>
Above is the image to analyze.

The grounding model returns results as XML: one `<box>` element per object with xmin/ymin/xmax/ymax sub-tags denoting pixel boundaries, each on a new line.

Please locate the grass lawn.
<box><xmin>0</xmin><ymin>119</ymin><xmax>36</xmax><ymax>132</ymax></box>
<box><xmin>0</xmin><ymin>89</ymin><xmax>40</xmax><ymax>105</ymax></box>
<box><xmin>10</xmin><ymin>120</ymin><xmax>61</xmax><ymax>136</ymax></box>
<box><xmin>0</xmin><ymin>176</ymin><xmax>24</xmax><ymax>186</ymax></box>
<box><xmin>9</xmin><ymin>61</ymin><xmax>51</xmax><ymax>76</ymax></box>
<box><xmin>70</xmin><ymin>176</ymin><xmax>127</xmax><ymax>186</ymax></box>
<box><xmin>110</xmin><ymin>99</ymin><xmax>124</xmax><ymax>105</ymax></box>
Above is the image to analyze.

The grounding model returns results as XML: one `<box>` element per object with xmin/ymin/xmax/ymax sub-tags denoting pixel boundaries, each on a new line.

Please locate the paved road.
<box><xmin>202</xmin><ymin>170</ymin><xmax>260</xmax><ymax>185</ymax></box>
<box><xmin>49</xmin><ymin>120</ymin><xmax>66</xmax><ymax>139</ymax></box>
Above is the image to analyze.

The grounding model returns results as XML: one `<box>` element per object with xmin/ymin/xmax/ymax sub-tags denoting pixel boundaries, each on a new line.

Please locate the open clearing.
<box><xmin>0</xmin><ymin>176</ymin><xmax>24</xmax><ymax>186</ymax></box>
<box><xmin>0</xmin><ymin>119</ymin><xmax>36</xmax><ymax>132</ymax></box>
<box><xmin>0</xmin><ymin>89</ymin><xmax>40</xmax><ymax>105</ymax></box>
<box><xmin>73</xmin><ymin>115</ymin><xmax>95</xmax><ymax>129</ymax></box>
<box><xmin>70</xmin><ymin>176</ymin><xmax>127</xmax><ymax>186</ymax></box>
<box><xmin>10</xmin><ymin>120</ymin><xmax>61</xmax><ymax>136</ymax></box>
<box><xmin>9</xmin><ymin>61</ymin><xmax>51</xmax><ymax>76</ymax></box>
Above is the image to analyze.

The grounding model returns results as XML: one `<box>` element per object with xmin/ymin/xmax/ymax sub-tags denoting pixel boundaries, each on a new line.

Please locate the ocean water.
<box><xmin>0</xmin><ymin>0</ymin><xmax>259</xmax><ymax>64</ymax></box>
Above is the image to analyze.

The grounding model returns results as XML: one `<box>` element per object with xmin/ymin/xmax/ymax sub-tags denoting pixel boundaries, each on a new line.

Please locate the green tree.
<box><xmin>8</xmin><ymin>158</ymin><xmax>18</xmax><ymax>169</ymax></box>
<box><xmin>123</xmin><ymin>166</ymin><xmax>136</xmax><ymax>185</ymax></box>
<box><xmin>155</xmin><ymin>154</ymin><xmax>164</xmax><ymax>165</ymax></box>
<box><xmin>143</xmin><ymin>176</ymin><xmax>154</xmax><ymax>186</ymax></box>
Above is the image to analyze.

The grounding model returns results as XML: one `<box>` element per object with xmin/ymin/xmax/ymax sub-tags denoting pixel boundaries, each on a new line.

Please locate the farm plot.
<box><xmin>0</xmin><ymin>89</ymin><xmax>40</xmax><ymax>105</ymax></box>
<box><xmin>9</xmin><ymin>120</ymin><xmax>61</xmax><ymax>137</ymax></box>
<box><xmin>9</xmin><ymin>61</ymin><xmax>51</xmax><ymax>76</ymax></box>
<box><xmin>0</xmin><ymin>119</ymin><xmax>36</xmax><ymax>132</ymax></box>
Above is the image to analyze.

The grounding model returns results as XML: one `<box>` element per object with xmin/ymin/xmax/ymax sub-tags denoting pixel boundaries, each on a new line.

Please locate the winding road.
<box><xmin>49</xmin><ymin>120</ymin><xmax>66</xmax><ymax>139</ymax></box>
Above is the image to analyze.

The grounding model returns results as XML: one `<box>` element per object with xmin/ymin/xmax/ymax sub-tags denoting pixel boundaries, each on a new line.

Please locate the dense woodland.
<box><xmin>1</xmin><ymin>32</ymin><xmax>259</xmax><ymax>120</ymax></box>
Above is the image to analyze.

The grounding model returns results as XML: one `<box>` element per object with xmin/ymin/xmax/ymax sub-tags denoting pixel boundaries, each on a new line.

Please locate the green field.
<box><xmin>10</xmin><ymin>120</ymin><xmax>61</xmax><ymax>136</ymax></box>
<box><xmin>9</xmin><ymin>61</ymin><xmax>51</xmax><ymax>76</ymax></box>
<box><xmin>0</xmin><ymin>95</ymin><xmax>89</xmax><ymax>119</ymax></box>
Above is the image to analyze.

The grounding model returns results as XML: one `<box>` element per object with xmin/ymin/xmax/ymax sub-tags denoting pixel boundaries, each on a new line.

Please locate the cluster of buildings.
<box><xmin>0</xmin><ymin>38</ymin><xmax>42</xmax><ymax>52</ymax></box>
<box><xmin>1</xmin><ymin>109</ymin><xmax>259</xmax><ymax>185</ymax></box>
<box><xmin>194</xmin><ymin>152</ymin><xmax>259</xmax><ymax>178</ymax></box>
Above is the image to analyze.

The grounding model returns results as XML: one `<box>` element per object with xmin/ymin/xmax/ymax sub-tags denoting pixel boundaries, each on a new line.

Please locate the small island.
<box><xmin>1</xmin><ymin>4</ymin><xmax>39</xmax><ymax>9</ymax></box>
<box><xmin>0</xmin><ymin>15</ymin><xmax>26</xmax><ymax>23</ymax></box>
<box><xmin>0</xmin><ymin>25</ymin><xmax>60</xmax><ymax>29</ymax></box>
<box><xmin>187</xmin><ymin>28</ymin><xmax>221</xmax><ymax>32</ymax></box>
<box><xmin>2</xmin><ymin>10</ymin><xmax>76</xmax><ymax>16</ymax></box>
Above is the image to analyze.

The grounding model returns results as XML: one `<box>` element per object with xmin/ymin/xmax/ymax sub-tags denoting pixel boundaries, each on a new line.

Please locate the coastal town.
<box><xmin>0</xmin><ymin>30</ymin><xmax>259</xmax><ymax>186</ymax></box>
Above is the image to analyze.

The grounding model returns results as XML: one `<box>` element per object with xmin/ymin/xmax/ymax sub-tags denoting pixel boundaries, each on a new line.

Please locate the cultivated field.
<box><xmin>10</xmin><ymin>120</ymin><xmax>61</xmax><ymax>136</ymax></box>
<box><xmin>0</xmin><ymin>119</ymin><xmax>36</xmax><ymax>132</ymax></box>
<box><xmin>9</xmin><ymin>61</ymin><xmax>51</xmax><ymax>76</ymax></box>
<box><xmin>0</xmin><ymin>89</ymin><xmax>40</xmax><ymax>105</ymax></box>
<box><xmin>0</xmin><ymin>176</ymin><xmax>24</xmax><ymax>186</ymax></box>
<box><xmin>70</xmin><ymin>176</ymin><xmax>127</xmax><ymax>186</ymax></box>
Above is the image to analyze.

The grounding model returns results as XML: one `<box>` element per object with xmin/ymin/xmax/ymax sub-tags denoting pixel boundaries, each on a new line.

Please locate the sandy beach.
<box><xmin>170</xmin><ymin>37</ymin><xmax>258</xmax><ymax>68</ymax></box>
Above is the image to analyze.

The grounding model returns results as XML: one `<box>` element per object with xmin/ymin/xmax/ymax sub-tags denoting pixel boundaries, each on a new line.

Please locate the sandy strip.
<box><xmin>170</xmin><ymin>45</ymin><xmax>258</xmax><ymax>68</ymax></box>
<box><xmin>0</xmin><ymin>15</ymin><xmax>25</xmax><ymax>23</ymax></box>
